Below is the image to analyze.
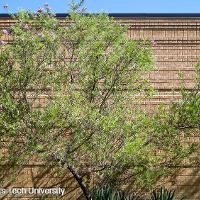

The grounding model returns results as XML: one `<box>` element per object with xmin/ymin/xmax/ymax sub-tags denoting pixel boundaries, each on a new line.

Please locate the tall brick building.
<box><xmin>0</xmin><ymin>13</ymin><xmax>200</xmax><ymax>199</ymax></box>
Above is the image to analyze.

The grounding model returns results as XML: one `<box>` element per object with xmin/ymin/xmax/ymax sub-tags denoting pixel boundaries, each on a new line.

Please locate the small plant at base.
<box><xmin>151</xmin><ymin>187</ymin><xmax>176</xmax><ymax>200</ymax></box>
<box><xmin>91</xmin><ymin>184</ymin><xmax>142</xmax><ymax>200</ymax></box>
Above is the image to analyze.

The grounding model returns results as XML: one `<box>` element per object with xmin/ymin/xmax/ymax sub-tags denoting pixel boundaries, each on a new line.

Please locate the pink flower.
<box><xmin>37</xmin><ymin>7</ymin><xmax>43</xmax><ymax>13</ymax></box>
<box><xmin>3</xmin><ymin>4</ymin><xmax>9</xmax><ymax>9</ymax></box>
<box><xmin>2</xmin><ymin>29</ymin><xmax>10</xmax><ymax>35</ymax></box>
<box><xmin>0</xmin><ymin>40</ymin><xmax>7</xmax><ymax>45</ymax></box>
<box><xmin>23</xmin><ymin>24</ymin><xmax>30</xmax><ymax>30</ymax></box>
<box><xmin>151</xmin><ymin>40</ymin><xmax>156</xmax><ymax>45</ymax></box>
<box><xmin>38</xmin><ymin>33</ymin><xmax>45</xmax><ymax>38</ymax></box>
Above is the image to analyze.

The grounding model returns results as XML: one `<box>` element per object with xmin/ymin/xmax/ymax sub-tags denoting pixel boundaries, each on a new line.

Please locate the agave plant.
<box><xmin>151</xmin><ymin>187</ymin><xmax>176</xmax><ymax>200</ymax></box>
<box><xmin>91</xmin><ymin>184</ymin><xmax>141</xmax><ymax>200</ymax></box>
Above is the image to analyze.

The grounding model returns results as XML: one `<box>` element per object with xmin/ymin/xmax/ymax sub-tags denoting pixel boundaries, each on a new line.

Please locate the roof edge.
<box><xmin>1</xmin><ymin>13</ymin><xmax>200</xmax><ymax>18</ymax></box>
<box><xmin>58</xmin><ymin>13</ymin><xmax>200</xmax><ymax>18</ymax></box>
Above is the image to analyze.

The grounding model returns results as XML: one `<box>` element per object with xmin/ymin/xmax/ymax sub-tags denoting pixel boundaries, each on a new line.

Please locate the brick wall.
<box><xmin>123</xmin><ymin>16</ymin><xmax>200</xmax><ymax>199</ymax></box>
<box><xmin>0</xmin><ymin>15</ymin><xmax>200</xmax><ymax>199</ymax></box>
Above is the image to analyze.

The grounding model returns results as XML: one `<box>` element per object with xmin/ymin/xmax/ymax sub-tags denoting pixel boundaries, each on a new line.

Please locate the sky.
<box><xmin>0</xmin><ymin>0</ymin><xmax>200</xmax><ymax>14</ymax></box>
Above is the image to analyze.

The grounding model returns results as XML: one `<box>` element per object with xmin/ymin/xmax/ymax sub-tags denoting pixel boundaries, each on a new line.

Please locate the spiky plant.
<box><xmin>91</xmin><ymin>184</ymin><xmax>141</xmax><ymax>200</ymax></box>
<box><xmin>151</xmin><ymin>187</ymin><xmax>176</xmax><ymax>200</ymax></box>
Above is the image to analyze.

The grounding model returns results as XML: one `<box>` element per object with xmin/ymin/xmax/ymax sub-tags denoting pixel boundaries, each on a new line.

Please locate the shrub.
<box><xmin>91</xmin><ymin>184</ymin><xmax>141</xmax><ymax>200</ymax></box>
<box><xmin>151</xmin><ymin>187</ymin><xmax>176</xmax><ymax>200</ymax></box>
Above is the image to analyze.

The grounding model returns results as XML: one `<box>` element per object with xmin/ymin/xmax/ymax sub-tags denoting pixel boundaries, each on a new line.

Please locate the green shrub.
<box><xmin>151</xmin><ymin>187</ymin><xmax>176</xmax><ymax>200</ymax></box>
<box><xmin>91</xmin><ymin>184</ymin><xmax>141</xmax><ymax>200</ymax></box>
<box><xmin>92</xmin><ymin>185</ymin><xmax>180</xmax><ymax>200</ymax></box>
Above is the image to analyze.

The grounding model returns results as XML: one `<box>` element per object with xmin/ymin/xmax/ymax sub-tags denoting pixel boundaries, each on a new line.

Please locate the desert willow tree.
<box><xmin>0</xmin><ymin>2</ymin><xmax>200</xmax><ymax>200</ymax></box>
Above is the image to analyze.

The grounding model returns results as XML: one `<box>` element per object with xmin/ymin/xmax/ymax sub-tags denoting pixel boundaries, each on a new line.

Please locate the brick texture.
<box><xmin>0</xmin><ymin>16</ymin><xmax>200</xmax><ymax>199</ymax></box>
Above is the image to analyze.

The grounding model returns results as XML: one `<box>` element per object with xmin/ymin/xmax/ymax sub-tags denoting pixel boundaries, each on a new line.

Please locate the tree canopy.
<box><xmin>0</xmin><ymin>4</ymin><xmax>200</xmax><ymax>199</ymax></box>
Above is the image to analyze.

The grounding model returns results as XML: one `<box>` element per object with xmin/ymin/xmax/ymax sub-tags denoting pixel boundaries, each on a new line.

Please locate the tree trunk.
<box><xmin>52</xmin><ymin>154</ymin><xmax>91</xmax><ymax>200</ymax></box>
<box><xmin>67</xmin><ymin>165</ymin><xmax>91</xmax><ymax>200</ymax></box>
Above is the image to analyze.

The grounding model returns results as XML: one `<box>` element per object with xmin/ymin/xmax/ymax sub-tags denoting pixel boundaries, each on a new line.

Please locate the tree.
<box><xmin>0</xmin><ymin>3</ymin><xmax>199</xmax><ymax>199</ymax></box>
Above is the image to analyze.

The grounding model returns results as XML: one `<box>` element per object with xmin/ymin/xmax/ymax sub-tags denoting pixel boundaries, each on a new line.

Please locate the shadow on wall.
<box><xmin>119</xmin><ymin>166</ymin><xmax>200</xmax><ymax>199</ymax></box>
<box><xmin>0</xmin><ymin>164</ymin><xmax>83</xmax><ymax>200</ymax></box>
<box><xmin>168</xmin><ymin>167</ymin><xmax>200</xmax><ymax>200</ymax></box>
<box><xmin>1</xmin><ymin>165</ymin><xmax>200</xmax><ymax>199</ymax></box>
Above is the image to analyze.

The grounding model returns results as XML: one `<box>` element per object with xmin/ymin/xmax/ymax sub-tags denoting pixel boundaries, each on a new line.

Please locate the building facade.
<box><xmin>0</xmin><ymin>13</ymin><xmax>200</xmax><ymax>199</ymax></box>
